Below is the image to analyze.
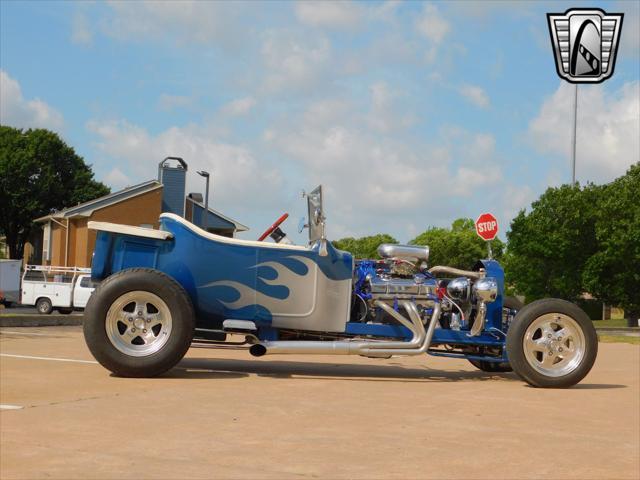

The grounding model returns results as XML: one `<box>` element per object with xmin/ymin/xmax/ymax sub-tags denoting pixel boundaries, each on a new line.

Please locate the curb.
<box><xmin>0</xmin><ymin>315</ymin><xmax>84</xmax><ymax>327</ymax></box>
<box><xmin>596</xmin><ymin>329</ymin><xmax>640</xmax><ymax>337</ymax></box>
<box><xmin>594</xmin><ymin>326</ymin><xmax>640</xmax><ymax>331</ymax></box>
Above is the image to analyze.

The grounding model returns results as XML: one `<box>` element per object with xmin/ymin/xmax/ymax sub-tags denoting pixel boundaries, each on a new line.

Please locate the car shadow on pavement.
<box><xmin>523</xmin><ymin>383</ymin><xmax>627</xmax><ymax>390</ymax></box>
<box><xmin>171</xmin><ymin>357</ymin><xmax>520</xmax><ymax>383</ymax></box>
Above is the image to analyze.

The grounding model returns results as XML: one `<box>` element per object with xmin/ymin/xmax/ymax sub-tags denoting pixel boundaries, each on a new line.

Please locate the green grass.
<box><xmin>592</xmin><ymin>318</ymin><xmax>636</xmax><ymax>328</ymax></box>
<box><xmin>598</xmin><ymin>335</ymin><xmax>640</xmax><ymax>345</ymax></box>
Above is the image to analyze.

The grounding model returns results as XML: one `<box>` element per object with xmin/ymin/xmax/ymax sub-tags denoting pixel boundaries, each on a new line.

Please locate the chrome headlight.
<box><xmin>473</xmin><ymin>277</ymin><xmax>498</xmax><ymax>303</ymax></box>
<box><xmin>447</xmin><ymin>277</ymin><xmax>471</xmax><ymax>301</ymax></box>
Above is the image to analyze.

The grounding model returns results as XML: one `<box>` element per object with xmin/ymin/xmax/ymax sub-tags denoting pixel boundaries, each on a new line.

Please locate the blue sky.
<box><xmin>1</xmin><ymin>1</ymin><xmax>638</xmax><ymax>243</ymax></box>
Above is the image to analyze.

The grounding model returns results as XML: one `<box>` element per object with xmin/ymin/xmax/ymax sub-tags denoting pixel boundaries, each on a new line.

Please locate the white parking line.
<box><xmin>0</xmin><ymin>353</ymin><xmax>98</xmax><ymax>364</ymax></box>
<box><xmin>0</xmin><ymin>404</ymin><xmax>24</xmax><ymax>410</ymax></box>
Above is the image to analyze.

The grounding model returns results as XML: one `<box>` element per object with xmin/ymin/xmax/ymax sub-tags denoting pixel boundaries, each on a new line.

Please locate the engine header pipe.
<box><xmin>249</xmin><ymin>302</ymin><xmax>441</xmax><ymax>358</ymax></box>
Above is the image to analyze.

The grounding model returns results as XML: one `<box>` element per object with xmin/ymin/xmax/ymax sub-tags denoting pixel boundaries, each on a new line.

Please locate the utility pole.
<box><xmin>571</xmin><ymin>84</ymin><xmax>578</xmax><ymax>185</ymax></box>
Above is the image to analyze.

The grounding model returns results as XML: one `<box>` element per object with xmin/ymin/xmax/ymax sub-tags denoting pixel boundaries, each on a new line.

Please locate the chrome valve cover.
<box><xmin>369</xmin><ymin>276</ymin><xmax>436</xmax><ymax>298</ymax></box>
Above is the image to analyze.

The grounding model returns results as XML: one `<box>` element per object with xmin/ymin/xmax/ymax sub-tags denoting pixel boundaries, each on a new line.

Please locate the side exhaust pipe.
<box><xmin>249</xmin><ymin>301</ymin><xmax>441</xmax><ymax>358</ymax></box>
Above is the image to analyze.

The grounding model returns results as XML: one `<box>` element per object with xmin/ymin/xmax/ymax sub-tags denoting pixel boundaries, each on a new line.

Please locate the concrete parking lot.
<box><xmin>1</xmin><ymin>326</ymin><xmax>639</xmax><ymax>480</ymax></box>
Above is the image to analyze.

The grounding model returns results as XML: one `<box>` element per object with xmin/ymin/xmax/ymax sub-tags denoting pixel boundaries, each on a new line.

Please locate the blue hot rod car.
<box><xmin>84</xmin><ymin>186</ymin><xmax>597</xmax><ymax>388</ymax></box>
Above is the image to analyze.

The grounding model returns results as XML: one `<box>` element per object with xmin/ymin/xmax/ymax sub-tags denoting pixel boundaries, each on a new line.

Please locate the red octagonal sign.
<box><xmin>475</xmin><ymin>213</ymin><xmax>499</xmax><ymax>241</ymax></box>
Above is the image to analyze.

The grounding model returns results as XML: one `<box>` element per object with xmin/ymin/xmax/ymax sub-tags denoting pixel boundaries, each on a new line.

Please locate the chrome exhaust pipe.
<box><xmin>251</xmin><ymin>302</ymin><xmax>441</xmax><ymax>358</ymax></box>
<box><xmin>428</xmin><ymin>265</ymin><xmax>484</xmax><ymax>279</ymax></box>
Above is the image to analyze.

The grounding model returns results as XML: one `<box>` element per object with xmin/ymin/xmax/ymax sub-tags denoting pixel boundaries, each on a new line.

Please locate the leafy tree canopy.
<box><xmin>332</xmin><ymin>234</ymin><xmax>398</xmax><ymax>259</ymax></box>
<box><xmin>504</xmin><ymin>183</ymin><xmax>600</xmax><ymax>302</ymax></box>
<box><xmin>582</xmin><ymin>163</ymin><xmax>640</xmax><ymax>321</ymax></box>
<box><xmin>410</xmin><ymin>218</ymin><xmax>504</xmax><ymax>269</ymax></box>
<box><xmin>0</xmin><ymin>126</ymin><xmax>110</xmax><ymax>259</ymax></box>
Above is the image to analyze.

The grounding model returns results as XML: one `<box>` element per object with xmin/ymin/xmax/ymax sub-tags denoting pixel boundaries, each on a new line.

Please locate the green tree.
<box><xmin>0</xmin><ymin>126</ymin><xmax>110</xmax><ymax>259</ymax></box>
<box><xmin>332</xmin><ymin>234</ymin><xmax>398</xmax><ymax>259</ymax></box>
<box><xmin>409</xmin><ymin>218</ymin><xmax>504</xmax><ymax>269</ymax></box>
<box><xmin>504</xmin><ymin>184</ymin><xmax>600</xmax><ymax>302</ymax></box>
<box><xmin>582</xmin><ymin>164</ymin><xmax>640</xmax><ymax>326</ymax></box>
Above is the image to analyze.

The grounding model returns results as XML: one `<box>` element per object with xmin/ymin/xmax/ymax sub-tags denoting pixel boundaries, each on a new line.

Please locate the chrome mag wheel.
<box><xmin>105</xmin><ymin>291</ymin><xmax>173</xmax><ymax>357</ymax></box>
<box><xmin>522</xmin><ymin>313</ymin><xmax>586</xmax><ymax>377</ymax></box>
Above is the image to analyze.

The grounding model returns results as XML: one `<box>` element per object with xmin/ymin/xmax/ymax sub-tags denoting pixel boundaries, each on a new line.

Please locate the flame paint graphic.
<box><xmin>199</xmin><ymin>255</ymin><xmax>318</xmax><ymax>315</ymax></box>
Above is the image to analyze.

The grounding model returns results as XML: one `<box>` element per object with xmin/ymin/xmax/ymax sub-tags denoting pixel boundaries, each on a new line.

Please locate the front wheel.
<box><xmin>506</xmin><ymin>298</ymin><xmax>597</xmax><ymax>388</ymax></box>
<box><xmin>83</xmin><ymin>268</ymin><xmax>195</xmax><ymax>377</ymax></box>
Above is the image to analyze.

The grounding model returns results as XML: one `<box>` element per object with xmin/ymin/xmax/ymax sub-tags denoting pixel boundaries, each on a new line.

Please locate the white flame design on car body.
<box><xmin>199</xmin><ymin>255</ymin><xmax>319</xmax><ymax>316</ymax></box>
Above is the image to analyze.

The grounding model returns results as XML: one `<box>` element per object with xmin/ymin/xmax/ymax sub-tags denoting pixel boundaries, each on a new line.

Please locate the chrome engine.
<box><xmin>352</xmin><ymin>244</ymin><xmax>437</xmax><ymax>324</ymax></box>
<box><xmin>353</xmin><ymin>243</ymin><xmax>499</xmax><ymax>337</ymax></box>
<box><xmin>370</xmin><ymin>243</ymin><xmax>435</xmax><ymax>301</ymax></box>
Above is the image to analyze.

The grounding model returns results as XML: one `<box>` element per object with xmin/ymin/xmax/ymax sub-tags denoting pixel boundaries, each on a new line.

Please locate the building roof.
<box><xmin>186</xmin><ymin>197</ymin><xmax>249</xmax><ymax>232</ymax></box>
<box><xmin>35</xmin><ymin>180</ymin><xmax>162</xmax><ymax>222</ymax></box>
<box><xmin>34</xmin><ymin>179</ymin><xmax>250</xmax><ymax>233</ymax></box>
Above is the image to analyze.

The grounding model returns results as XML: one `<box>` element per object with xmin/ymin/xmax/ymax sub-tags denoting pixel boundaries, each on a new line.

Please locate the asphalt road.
<box><xmin>0</xmin><ymin>305</ymin><xmax>39</xmax><ymax>315</ymax></box>
<box><xmin>1</xmin><ymin>326</ymin><xmax>639</xmax><ymax>480</ymax></box>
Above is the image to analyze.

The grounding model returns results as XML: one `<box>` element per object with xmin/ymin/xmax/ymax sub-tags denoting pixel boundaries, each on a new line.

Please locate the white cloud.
<box><xmin>86</xmin><ymin>119</ymin><xmax>284</xmax><ymax>214</ymax></box>
<box><xmin>220</xmin><ymin>97</ymin><xmax>256</xmax><ymax>116</ymax></box>
<box><xmin>371</xmin><ymin>1</ymin><xmax>402</xmax><ymax>20</ymax></box>
<box><xmin>71</xmin><ymin>12</ymin><xmax>93</xmax><ymax>46</ymax></box>
<box><xmin>263</xmin><ymin>97</ymin><xmax>505</xmax><ymax>240</ymax></box>
<box><xmin>415</xmin><ymin>3</ymin><xmax>450</xmax><ymax>62</ymax></box>
<box><xmin>157</xmin><ymin>94</ymin><xmax>192</xmax><ymax>111</ymax></box>
<box><xmin>295</xmin><ymin>1</ymin><xmax>364</xmax><ymax>30</ymax></box>
<box><xmin>261</xmin><ymin>30</ymin><xmax>332</xmax><ymax>93</ymax></box>
<box><xmin>0</xmin><ymin>70</ymin><xmax>64</xmax><ymax>130</ymax></box>
<box><xmin>459</xmin><ymin>84</ymin><xmax>490</xmax><ymax>108</ymax></box>
<box><xmin>415</xmin><ymin>4</ymin><xmax>450</xmax><ymax>44</ymax></box>
<box><xmin>104</xmin><ymin>167</ymin><xmax>132</xmax><ymax>190</ymax></box>
<box><xmin>366</xmin><ymin>82</ymin><xmax>416</xmax><ymax>133</ymax></box>
<box><xmin>529</xmin><ymin>81</ymin><xmax>640</xmax><ymax>183</ymax></box>
<box><xmin>101</xmin><ymin>1</ymin><xmax>245</xmax><ymax>46</ymax></box>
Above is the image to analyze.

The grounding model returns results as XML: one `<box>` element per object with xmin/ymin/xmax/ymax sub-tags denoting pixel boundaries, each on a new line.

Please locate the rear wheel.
<box><xmin>83</xmin><ymin>268</ymin><xmax>195</xmax><ymax>377</ymax></box>
<box><xmin>36</xmin><ymin>298</ymin><xmax>53</xmax><ymax>315</ymax></box>
<box><xmin>506</xmin><ymin>298</ymin><xmax>597</xmax><ymax>388</ymax></box>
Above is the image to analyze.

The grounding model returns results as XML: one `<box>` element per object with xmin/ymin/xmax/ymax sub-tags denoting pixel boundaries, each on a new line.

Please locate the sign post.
<box><xmin>475</xmin><ymin>213</ymin><xmax>499</xmax><ymax>259</ymax></box>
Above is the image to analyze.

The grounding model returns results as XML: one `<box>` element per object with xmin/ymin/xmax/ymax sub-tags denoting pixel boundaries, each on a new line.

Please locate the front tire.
<box><xmin>83</xmin><ymin>268</ymin><xmax>195</xmax><ymax>377</ymax></box>
<box><xmin>506</xmin><ymin>298</ymin><xmax>597</xmax><ymax>388</ymax></box>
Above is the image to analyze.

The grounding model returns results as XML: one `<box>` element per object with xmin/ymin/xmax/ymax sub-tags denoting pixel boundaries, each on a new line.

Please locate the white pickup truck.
<box><xmin>21</xmin><ymin>266</ymin><xmax>96</xmax><ymax>314</ymax></box>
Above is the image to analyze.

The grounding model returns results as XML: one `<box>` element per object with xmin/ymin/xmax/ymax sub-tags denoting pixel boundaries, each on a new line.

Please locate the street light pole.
<box><xmin>197</xmin><ymin>171</ymin><xmax>210</xmax><ymax>231</ymax></box>
<box><xmin>571</xmin><ymin>83</ymin><xmax>578</xmax><ymax>185</ymax></box>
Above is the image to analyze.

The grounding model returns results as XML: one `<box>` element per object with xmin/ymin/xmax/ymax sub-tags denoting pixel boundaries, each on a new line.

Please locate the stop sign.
<box><xmin>475</xmin><ymin>213</ymin><xmax>499</xmax><ymax>241</ymax></box>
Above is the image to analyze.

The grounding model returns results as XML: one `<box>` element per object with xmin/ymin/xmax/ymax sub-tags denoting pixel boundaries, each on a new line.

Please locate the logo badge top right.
<box><xmin>547</xmin><ymin>8</ymin><xmax>624</xmax><ymax>83</ymax></box>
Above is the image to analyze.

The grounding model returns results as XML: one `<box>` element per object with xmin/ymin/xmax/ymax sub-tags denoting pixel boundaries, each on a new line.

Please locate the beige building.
<box><xmin>33</xmin><ymin>181</ymin><xmax>163</xmax><ymax>268</ymax></box>
<box><xmin>27</xmin><ymin>178</ymin><xmax>247</xmax><ymax>268</ymax></box>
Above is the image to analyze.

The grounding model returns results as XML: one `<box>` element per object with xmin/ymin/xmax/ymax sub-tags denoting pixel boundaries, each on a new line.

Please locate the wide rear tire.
<box><xmin>84</xmin><ymin>268</ymin><xmax>195</xmax><ymax>377</ymax></box>
<box><xmin>506</xmin><ymin>298</ymin><xmax>597</xmax><ymax>388</ymax></box>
